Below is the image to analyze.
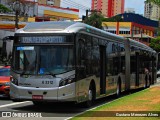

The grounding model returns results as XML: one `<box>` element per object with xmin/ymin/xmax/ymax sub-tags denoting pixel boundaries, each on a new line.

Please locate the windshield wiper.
<box><xmin>46</xmin><ymin>71</ymin><xmax>56</xmax><ymax>77</ymax></box>
<box><xmin>42</xmin><ymin>68</ymin><xmax>56</xmax><ymax>77</ymax></box>
<box><xmin>11</xmin><ymin>68</ymin><xmax>23</xmax><ymax>74</ymax></box>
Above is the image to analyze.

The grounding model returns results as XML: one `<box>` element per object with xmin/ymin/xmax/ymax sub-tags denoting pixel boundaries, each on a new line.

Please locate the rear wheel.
<box><xmin>146</xmin><ymin>76</ymin><xmax>151</xmax><ymax>88</ymax></box>
<box><xmin>144</xmin><ymin>75</ymin><xmax>148</xmax><ymax>88</ymax></box>
<box><xmin>116</xmin><ymin>80</ymin><xmax>121</xmax><ymax>97</ymax></box>
<box><xmin>84</xmin><ymin>85</ymin><xmax>95</xmax><ymax>107</ymax></box>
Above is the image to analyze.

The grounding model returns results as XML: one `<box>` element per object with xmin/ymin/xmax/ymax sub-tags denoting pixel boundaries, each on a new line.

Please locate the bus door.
<box><xmin>100</xmin><ymin>46</ymin><xmax>106</xmax><ymax>94</ymax></box>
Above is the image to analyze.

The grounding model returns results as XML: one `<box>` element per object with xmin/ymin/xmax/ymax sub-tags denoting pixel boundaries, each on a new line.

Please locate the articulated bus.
<box><xmin>10</xmin><ymin>21</ymin><xmax>157</xmax><ymax>106</ymax></box>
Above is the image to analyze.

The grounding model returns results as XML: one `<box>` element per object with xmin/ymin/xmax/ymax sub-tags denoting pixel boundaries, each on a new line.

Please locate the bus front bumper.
<box><xmin>10</xmin><ymin>83</ymin><xmax>76</xmax><ymax>102</ymax></box>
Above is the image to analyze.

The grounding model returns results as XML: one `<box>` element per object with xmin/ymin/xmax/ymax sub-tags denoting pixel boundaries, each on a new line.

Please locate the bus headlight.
<box><xmin>10</xmin><ymin>76</ymin><xmax>18</xmax><ymax>85</ymax></box>
<box><xmin>59</xmin><ymin>78</ymin><xmax>75</xmax><ymax>87</ymax></box>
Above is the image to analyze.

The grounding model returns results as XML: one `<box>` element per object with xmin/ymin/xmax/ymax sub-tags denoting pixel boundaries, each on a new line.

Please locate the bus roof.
<box><xmin>22</xmin><ymin>21</ymin><xmax>76</xmax><ymax>32</ymax></box>
<box><xmin>16</xmin><ymin>21</ymin><xmax>124</xmax><ymax>42</ymax></box>
<box><xmin>129</xmin><ymin>38</ymin><xmax>156</xmax><ymax>53</ymax></box>
<box><xmin>17</xmin><ymin>21</ymin><xmax>121</xmax><ymax>35</ymax></box>
<box><xmin>16</xmin><ymin>21</ymin><xmax>156</xmax><ymax>54</ymax></box>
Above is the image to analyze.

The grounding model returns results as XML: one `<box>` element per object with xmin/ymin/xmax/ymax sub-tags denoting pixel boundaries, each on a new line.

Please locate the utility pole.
<box><xmin>86</xmin><ymin>9</ymin><xmax>88</xmax><ymax>18</ymax></box>
<box><xmin>14</xmin><ymin>0</ymin><xmax>20</xmax><ymax>30</ymax></box>
<box><xmin>82</xmin><ymin>9</ymin><xmax>89</xmax><ymax>22</ymax></box>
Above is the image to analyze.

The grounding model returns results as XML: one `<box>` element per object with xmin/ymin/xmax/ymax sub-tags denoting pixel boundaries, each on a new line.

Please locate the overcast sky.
<box><xmin>61</xmin><ymin>0</ymin><xmax>145</xmax><ymax>17</ymax></box>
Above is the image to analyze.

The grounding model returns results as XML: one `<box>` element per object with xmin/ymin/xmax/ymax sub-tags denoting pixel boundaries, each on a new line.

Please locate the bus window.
<box><xmin>39</xmin><ymin>46</ymin><xmax>74</xmax><ymax>75</ymax></box>
<box><xmin>106</xmin><ymin>42</ymin><xmax>119</xmax><ymax>76</ymax></box>
<box><xmin>77</xmin><ymin>38</ymin><xmax>86</xmax><ymax>79</ymax></box>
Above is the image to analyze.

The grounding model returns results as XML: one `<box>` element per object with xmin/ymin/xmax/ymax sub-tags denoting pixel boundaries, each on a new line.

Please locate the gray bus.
<box><xmin>10</xmin><ymin>21</ymin><xmax>157</xmax><ymax>107</ymax></box>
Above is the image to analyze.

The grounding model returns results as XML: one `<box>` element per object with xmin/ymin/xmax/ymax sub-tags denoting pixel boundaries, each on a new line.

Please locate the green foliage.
<box><xmin>83</xmin><ymin>11</ymin><xmax>124</xmax><ymax>29</ymax></box>
<box><xmin>146</xmin><ymin>0</ymin><xmax>160</xmax><ymax>7</ymax></box>
<box><xmin>157</xmin><ymin>31</ymin><xmax>160</xmax><ymax>36</ymax></box>
<box><xmin>84</xmin><ymin>11</ymin><xmax>104</xmax><ymax>29</ymax></box>
<box><xmin>155</xmin><ymin>27</ymin><xmax>160</xmax><ymax>36</ymax></box>
<box><xmin>103</xmin><ymin>15</ymin><xmax>124</xmax><ymax>22</ymax></box>
<box><xmin>0</xmin><ymin>4</ymin><xmax>12</xmax><ymax>13</ymax></box>
<box><xmin>149</xmin><ymin>36</ymin><xmax>160</xmax><ymax>52</ymax></box>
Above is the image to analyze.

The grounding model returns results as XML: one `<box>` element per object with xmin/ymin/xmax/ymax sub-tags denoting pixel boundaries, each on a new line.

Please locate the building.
<box><xmin>0</xmin><ymin>0</ymin><xmax>60</xmax><ymax>7</ymax></box>
<box><xmin>102</xmin><ymin>13</ymin><xmax>158</xmax><ymax>46</ymax></box>
<box><xmin>38</xmin><ymin>0</ymin><xmax>60</xmax><ymax>7</ymax></box>
<box><xmin>124</xmin><ymin>8</ymin><xmax>135</xmax><ymax>14</ymax></box>
<box><xmin>0</xmin><ymin>0</ymin><xmax>79</xmax><ymax>21</ymax></box>
<box><xmin>91</xmin><ymin>0</ymin><xmax>125</xmax><ymax>17</ymax></box>
<box><xmin>0</xmin><ymin>0</ymin><xmax>79</xmax><ymax>53</ymax></box>
<box><xmin>144</xmin><ymin>0</ymin><xmax>160</xmax><ymax>21</ymax></box>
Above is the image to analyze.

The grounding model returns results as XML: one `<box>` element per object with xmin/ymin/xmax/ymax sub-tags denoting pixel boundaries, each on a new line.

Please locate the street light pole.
<box><xmin>15</xmin><ymin>8</ymin><xmax>19</xmax><ymax>29</ymax></box>
<box><xmin>14</xmin><ymin>0</ymin><xmax>20</xmax><ymax>30</ymax></box>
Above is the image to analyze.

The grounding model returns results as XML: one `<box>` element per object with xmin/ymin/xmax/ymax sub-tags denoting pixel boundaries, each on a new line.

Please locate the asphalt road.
<box><xmin>0</xmin><ymin>78</ymin><xmax>160</xmax><ymax>120</ymax></box>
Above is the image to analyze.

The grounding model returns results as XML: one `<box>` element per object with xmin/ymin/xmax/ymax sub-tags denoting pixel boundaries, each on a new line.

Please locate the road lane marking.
<box><xmin>0</xmin><ymin>101</ymin><xmax>31</xmax><ymax>108</ymax></box>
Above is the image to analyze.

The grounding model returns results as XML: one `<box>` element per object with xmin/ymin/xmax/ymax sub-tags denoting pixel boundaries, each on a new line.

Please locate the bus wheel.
<box><xmin>144</xmin><ymin>75</ymin><xmax>148</xmax><ymax>88</ymax></box>
<box><xmin>116</xmin><ymin>80</ymin><xmax>121</xmax><ymax>97</ymax></box>
<box><xmin>84</xmin><ymin>85</ymin><xmax>95</xmax><ymax>107</ymax></box>
<box><xmin>147</xmin><ymin>76</ymin><xmax>151</xmax><ymax>88</ymax></box>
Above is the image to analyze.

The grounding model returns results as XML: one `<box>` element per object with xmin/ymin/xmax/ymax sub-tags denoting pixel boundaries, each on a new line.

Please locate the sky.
<box><xmin>125</xmin><ymin>0</ymin><xmax>145</xmax><ymax>15</ymax></box>
<box><xmin>61</xmin><ymin>0</ymin><xmax>145</xmax><ymax>17</ymax></box>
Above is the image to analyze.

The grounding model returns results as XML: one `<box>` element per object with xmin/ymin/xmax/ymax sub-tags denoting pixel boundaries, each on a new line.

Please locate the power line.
<box><xmin>61</xmin><ymin>0</ymin><xmax>90</xmax><ymax>11</ymax></box>
<box><xmin>63</xmin><ymin>0</ymin><xmax>90</xmax><ymax>9</ymax></box>
<box><xmin>62</xmin><ymin>1</ymin><xmax>89</xmax><ymax>10</ymax></box>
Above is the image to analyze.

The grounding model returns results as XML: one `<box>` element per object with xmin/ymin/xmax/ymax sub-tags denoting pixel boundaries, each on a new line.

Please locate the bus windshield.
<box><xmin>12</xmin><ymin>45</ymin><xmax>74</xmax><ymax>75</ymax></box>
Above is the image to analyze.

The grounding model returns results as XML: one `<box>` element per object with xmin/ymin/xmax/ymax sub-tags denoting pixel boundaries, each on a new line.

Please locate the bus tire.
<box><xmin>84</xmin><ymin>82</ymin><xmax>95</xmax><ymax>107</ymax></box>
<box><xmin>116</xmin><ymin>79</ymin><xmax>121</xmax><ymax>97</ymax></box>
<box><xmin>144</xmin><ymin>75</ymin><xmax>148</xmax><ymax>88</ymax></box>
<box><xmin>147</xmin><ymin>75</ymin><xmax>151</xmax><ymax>88</ymax></box>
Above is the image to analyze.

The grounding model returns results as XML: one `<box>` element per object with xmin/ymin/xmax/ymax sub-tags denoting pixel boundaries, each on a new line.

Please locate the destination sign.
<box><xmin>20</xmin><ymin>36</ymin><xmax>66</xmax><ymax>43</ymax></box>
<box><xmin>17</xmin><ymin>46</ymin><xmax>34</xmax><ymax>51</ymax></box>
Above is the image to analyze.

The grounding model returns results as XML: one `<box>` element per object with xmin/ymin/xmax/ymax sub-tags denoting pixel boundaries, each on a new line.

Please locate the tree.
<box><xmin>0</xmin><ymin>4</ymin><xmax>12</xmax><ymax>13</ymax></box>
<box><xmin>102</xmin><ymin>15</ymin><xmax>124</xmax><ymax>22</ymax></box>
<box><xmin>146</xmin><ymin>0</ymin><xmax>160</xmax><ymax>6</ymax></box>
<box><xmin>8</xmin><ymin>0</ymin><xmax>33</xmax><ymax>17</ymax></box>
<box><xmin>149</xmin><ymin>36</ymin><xmax>160</xmax><ymax>52</ymax></box>
<box><xmin>19</xmin><ymin>0</ymin><xmax>32</xmax><ymax>17</ymax></box>
<box><xmin>84</xmin><ymin>11</ymin><xmax>104</xmax><ymax>29</ymax></box>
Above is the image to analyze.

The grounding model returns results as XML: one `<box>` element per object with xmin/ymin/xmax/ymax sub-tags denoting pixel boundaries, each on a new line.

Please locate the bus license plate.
<box><xmin>32</xmin><ymin>95</ymin><xmax>43</xmax><ymax>100</ymax></box>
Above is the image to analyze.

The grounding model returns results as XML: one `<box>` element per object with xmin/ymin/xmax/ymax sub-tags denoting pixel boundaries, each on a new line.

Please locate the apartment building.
<box><xmin>144</xmin><ymin>0</ymin><xmax>160</xmax><ymax>20</ymax></box>
<box><xmin>91</xmin><ymin>0</ymin><xmax>125</xmax><ymax>17</ymax></box>
<box><xmin>125</xmin><ymin>8</ymin><xmax>135</xmax><ymax>14</ymax></box>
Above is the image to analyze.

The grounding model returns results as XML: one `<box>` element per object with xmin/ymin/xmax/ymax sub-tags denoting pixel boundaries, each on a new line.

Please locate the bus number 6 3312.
<box><xmin>42</xmin><ymin>81</ymin><xmax>54</xmax><ymax>84</ymax></box>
